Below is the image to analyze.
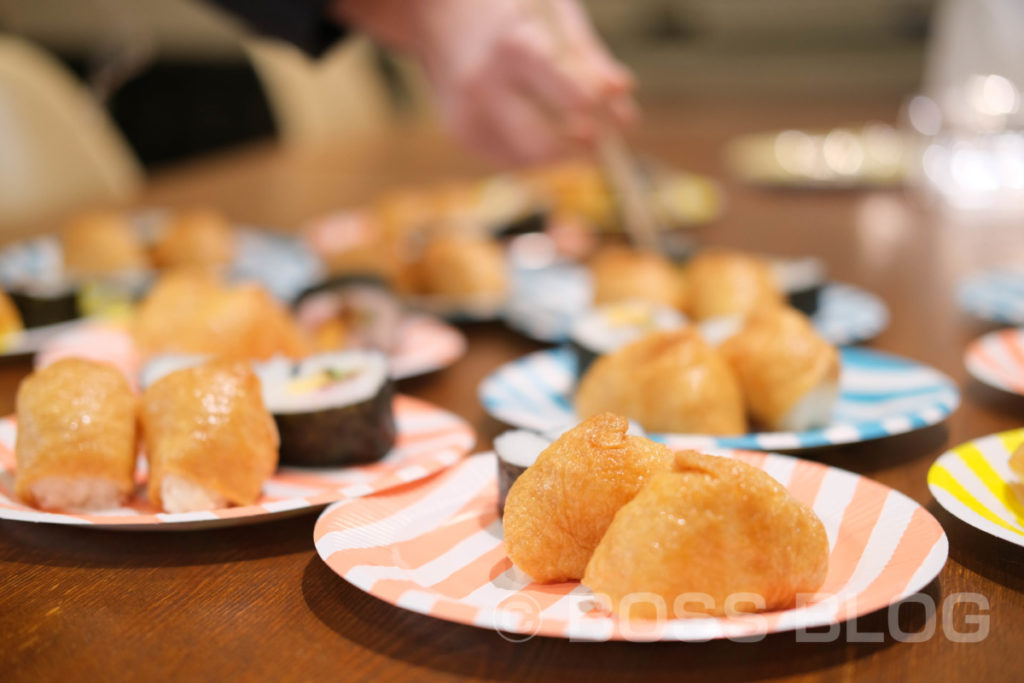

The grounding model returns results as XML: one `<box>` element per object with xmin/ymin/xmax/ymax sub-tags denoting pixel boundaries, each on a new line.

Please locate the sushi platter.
<box><xmin>479</xmin><ymin>346</ymin><xmax>959</xmax><ymax>451</ymax></box>
<box><xmin>0</xmin><ymin>394</ymin><xmax>475</xmax><ymax>530</ymax></box>
<box><xmin>315</xmin><ymin>450</ymin><xmax>947</xmax><ymax>641</ymax></box>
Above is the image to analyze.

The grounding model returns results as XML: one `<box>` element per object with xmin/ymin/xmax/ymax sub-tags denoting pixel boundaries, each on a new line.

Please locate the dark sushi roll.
<box><xmin>257</xmin><ymin>350</ymin><xmax>396</xmax><ymax>467</ymax></box>
<box><xmin>569</xmin><ymin>300</ymin><xmax>687</xmax><ymax>376</ymax></box>
<box><xmin>493</xmin><ymin>429</ymin><xmax>552</xmax><ymax>518</ymax></box>
<box><xmin>772</xmin><ymin>257</ymin><xmax>826</xmax><ymax>316</ymax></box>
<box><xmin>7</xmin><ymin>279</ymin><xmax>78</xmax><ymax>328</ymax></box>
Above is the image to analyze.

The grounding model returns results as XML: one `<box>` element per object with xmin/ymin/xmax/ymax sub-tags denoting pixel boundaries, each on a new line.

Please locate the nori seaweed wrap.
<box><xmin>257</xmin><ymin>350</ymin><xmax>396</xmax><ymax>467</ymax></box>
<box><xmin>493</xmin><ymin>429</ymin><xmax>551</xmax><ymax>518</ymax></box>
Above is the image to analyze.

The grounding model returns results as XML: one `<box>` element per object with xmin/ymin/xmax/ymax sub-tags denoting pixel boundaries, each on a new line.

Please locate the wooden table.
<box><xmin>3</xmin><ymin>98</ymin><xmax>1023</xmax><ymax>681</ymax></box>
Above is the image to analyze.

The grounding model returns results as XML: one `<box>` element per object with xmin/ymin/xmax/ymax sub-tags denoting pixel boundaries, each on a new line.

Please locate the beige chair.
<box><xmin>0</xmin><ymin>34</ymin><xmax>143</xmax><ymax>230</ymax></box>
<box><xmin>246</xmin><ymin>36</ymin><xmax>437</xmax><ymax>146</ymax></box>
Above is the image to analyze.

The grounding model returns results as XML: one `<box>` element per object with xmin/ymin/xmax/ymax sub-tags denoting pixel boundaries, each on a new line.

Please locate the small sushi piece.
<box><xmin>151</xmin><ymin>208</ymin><xmax>236</xmax><ymax>270</ymax></box>
<box><xmin>719</xmin><ymin>306</ymin><xmax>839</xmax><ymax>432</ymax></box>
<box><xmin>685</xmin><ymin>248</ymin><xmax>784</xmax><ymax>320</ymax></box>
<box><xmin>7</xmin><ymin>278</ymin><xmax>79</xmax><ymax>328</ymax></box>
<box><xmin>257</xmin><ymin>350</ymin><xmax>396</xmax><ymax>467</ymax></box>
<box><xmin>1010</xmin><ymin>443</ymin><xmax>1024</xmax><ymax>482</ymax></box>
<box><xmin>772</xmin><ymin>256</ymin><xmax>827</xmax><ymax>316</ymax></box>
<box><xmin>294</xmin><ymin>278</ymin><xmax>402</xmax><ymax>353</ymax></box>
<box><xmin>588</xmin><ymin>245</ymin><xmax>687</xmax><ymax>311</ymax></box>
<box><xmin>575</xmin><ymin>328</ymin><xmax>747</xmax><ymax>435</ymax></box>
<box><xmin>493</xmin><ymin>429</ymin><xmax>551</xmax><ymax>518</ymax></box>
<box><xmin>412</xmin><ymin>235</ymin><xmax>508</xmax><ymax>301</ymax></box>
<box><xmin>142</xmin><ymin>358</ymin><xmax>279</xmax><ymax>513</ymax></box>
<box><xmin>15</xmin><ymin>358</ymin><xmax>138</xmax><ymax>511</ymax></box>
<box><xmin>569</xmin><ymin>300</ymin><xmax>687</xmax><ymax>376</ymax></box>
<box><xmin>61</xmin><ymin>209</ymin><xmax>149</xmax><ymax>277</ymax></box>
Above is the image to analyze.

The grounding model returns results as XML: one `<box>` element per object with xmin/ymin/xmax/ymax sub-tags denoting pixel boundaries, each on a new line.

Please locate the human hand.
<box><xmin>335</xmin><ymin>0</ymin><xmax>637</xmax><ymax>165</ymax></box>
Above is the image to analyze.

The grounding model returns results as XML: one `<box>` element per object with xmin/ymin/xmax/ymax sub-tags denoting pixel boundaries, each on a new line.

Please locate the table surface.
<box><xmin>3</xmin><ymin>98</ymin><xmax>1024</xmax><ymax>682</ymax></box>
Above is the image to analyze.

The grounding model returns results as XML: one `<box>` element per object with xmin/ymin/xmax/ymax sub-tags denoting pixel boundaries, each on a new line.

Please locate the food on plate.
<box><xmin>569</xmin><ymin>300</ymin><xmax>686</xmax><ymax>376</ymax></box>
<box><xmin>719</xmin><ymin>306</ymin><xmax>839</xmax><ymax>432</ymax></box>
<box><xmin>411</xmin><ymin>235</ymin><xmax>508</xmax><ymax>300</ymax></box>
<box><xmin>295</xmin><ymin>279</ymin><xmax>402</xmax><ymax>353</ymax></box>
<box><xmin>142</xmin><ymin>358</ymin><xmax>279</xmax><ymax>513</ymax></box>
<box><xmin>14</xmin><ymin>358</ymin><xmax>137</xmax><ymax>511</ymax></box>
<box><xmin>6</xmin><ymin>282</ymin><xmax>79</xmax><ymax>328</ymax></box>
<box><xmin>583</xmin><ymin>450</ymin><xmax>829</xmax><ymax>618</ymax></box>
<box><xmin>502</xmin><ymin>413</ymin><xmax>673</xmax><ymax>582</ymax></box>
<box><xmin>151</xmin><ymin>208</ymin><xmax>236</xmax><ymax>269</ymax></box>
<box><xmin>685</xmin><ymin>248</ymin><xmax>784</xmax><ymax>321</ymax></box>
<box><xmin>1010</xmin><ymin>442</ymin><xmax>1024</xmax><ymax>481</ymax></box>
<box><xmin>575</xmin><ymin>328</ymin><xmax>746</xmax><ymax>435</ymax></box>
<box><xmin>61</xmin><ymin>209</ymin><xmax>148</xmax><ymax>276</ymax></box>
<box><xmin>257</xmin><ymin>351</ymin><xmax>396</xmax><ymax>467</ymax></box>
<box><xmin>133</xmin><ymin>270</ymin><xmax>309</xmax><ymax>360</ymax></box>
<box><xmin>589</xmin><ymin>245</ymin><xmax>687</xmax><ymax>311</ymax></box>
<box><xmin>0</xmin><ymin>290</ymin><xmax>24</xmax><ymax>336</ymax></box>
<box><xmin>772</xmin><ymin>256</ymin><xmax>826</xmax><ymax>316</ymax></box>
<box><xmin>493</xmin><ymin>428</ymin><xmax>552</xmax><ymax>518</ymax></box>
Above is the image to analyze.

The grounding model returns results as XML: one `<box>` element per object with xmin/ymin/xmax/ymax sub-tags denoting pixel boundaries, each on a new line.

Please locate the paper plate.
<box><xmin>928</xmin><ymin>429</ymin><xmax>1024</xmax><ymax>547</ymax></box>
<box><xmin>478</xmin><ymin>347</ymin><xmax>959</xmax><ymax>451</ymax></box>
<box><xmin>958</xmin><ymin>269</ymin><xmax>1024</xmax><ymax>325</ymax></box>
<box><xmin>315</xmin><ymin>451</ymin><xmax>947</xmax><ymax>641</ymax></box>
<box><xmin>964</xmin><ymin>327</ymin><xmax>1024</xmax><ymax>395</ymax></box>
<box><xmin>36</xmin><ymin>313</ymin><xmax>466</xmax><ymax>382</ymax></box>
<box><xmin>0</xmin><ymin>213</ymin><xmax>323</xmax><ymax>304</ymax></box>
<box><xmin>504</xmin><ymin>265</ymin><xmax>888</xmax><ymax>347</ymax></box>
<box><xmin>0</xmin><ymin>395</ymin><xmax>475</xmax><ymax>531</ymax></box>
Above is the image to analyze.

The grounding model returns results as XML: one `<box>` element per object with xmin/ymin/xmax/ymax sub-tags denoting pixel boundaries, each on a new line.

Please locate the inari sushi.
<box><xmin>151</xmin><ymin>209</ymin><xmax>236</xmax><ymax>270</ymax></box>
<box><xmin>257</xmin><ymin>350</ymin><xmax>396</xmax><ymax>467</ymax></box>
<box><xmin>0</xmin><ymin>290</ymin><xmax>23</xmax><ymax>337</ymax></box>
<box><xmin>15</xmin><ymin>358</ymin><xmax>138</xmax><ymax>511</ymax></box>
<box><xmin>61</xmin><ymin>209</ymin><xmax>149</xmax><ymax>277</ymax></box>
<box><xmin>142</xmin><ymin>358</ymin><xmax>279</xmax><ymax>513</ymax></box>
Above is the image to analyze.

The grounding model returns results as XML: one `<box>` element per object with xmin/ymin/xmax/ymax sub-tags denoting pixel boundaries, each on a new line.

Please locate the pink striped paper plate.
<box><xmin>965</xmin><ymin>327</ymin><xmax>1024</xmax><ymax>395</ymax></box>
<box><xmin>0</xmin><ymin>395</ymin><xmax>475</xmax><ymax>531</ymax></box>
<box><xmin>314</xmin><ymin>451</ymin><xmax>948</xmax><ymax>642</ymax></box>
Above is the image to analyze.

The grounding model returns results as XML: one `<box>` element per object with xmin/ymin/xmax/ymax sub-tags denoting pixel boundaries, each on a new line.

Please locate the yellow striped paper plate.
<box><xmin>928</xmin><ymin>429</ymin><xmax>1024</xmax><ymax>547</ymax></box>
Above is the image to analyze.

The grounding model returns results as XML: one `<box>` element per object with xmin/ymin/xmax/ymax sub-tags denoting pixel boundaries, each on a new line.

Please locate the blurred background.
<box><xmin>0</xmin><ymin>0</ymin><xmax>936</xmax><ymax>168</ymax></box>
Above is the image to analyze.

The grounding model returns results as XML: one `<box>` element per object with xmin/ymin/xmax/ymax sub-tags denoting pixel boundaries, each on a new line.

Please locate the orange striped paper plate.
<box><xmin>964</xmin><ymin>327</ymin><xmax>1024</xmax><ymax>395</ymax></box>
<box><xmin>315</xmin><ymin>451</ymin><xmax>948</xmax><ymax>641</ymax></box>
<box><xmin>0</xmin><ymin>395</ymin><xmax>475</xmax><ymax>531</ymax></box>
<box><xmin>928</xmin><ymin>429</ymin><xmax>1024</xmax><ymax>548</ymax></box>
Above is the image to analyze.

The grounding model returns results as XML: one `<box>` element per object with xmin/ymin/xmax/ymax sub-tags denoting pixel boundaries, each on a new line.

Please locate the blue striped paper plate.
<box><xmin>479</xmin><ymin>346</ymin><xmax>959</xmax><ymax>451</ymax></box>
<box><xmin>958</xmin><ymin>269</ymin><xmax>1024</xmax><ymax>325</ymax></box>
<box><xmin>504</xmin><ymin>264</ymin><xmax>888</xmax><ymax>347</ymax></box>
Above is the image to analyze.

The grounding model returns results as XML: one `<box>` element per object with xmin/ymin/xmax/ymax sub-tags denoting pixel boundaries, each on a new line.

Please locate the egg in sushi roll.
<box><xmin>15</xmin><ymin>358</ymin><xmax>138</xmax><ymax>511</ymax></box>
<box><xmin>719</xmin><ymin>306</ymin><xmax>839</xmax><ymax>432</ymax></box>
<box><xmin>142</xmin><ymin>358</ymin><xmax>279</xmax><ymax>513</ymax></box>
<box><xmin>257</xmin><ymin>350</ymin><xmax>396</xmax><ymax>467</ymax></box>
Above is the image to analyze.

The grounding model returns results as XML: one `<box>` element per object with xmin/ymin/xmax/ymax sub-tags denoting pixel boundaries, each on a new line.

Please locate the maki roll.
<box><xmin>257</xmin><ymin>350</ymin><xmax>396</xmax><ymax>467</ymax></box>
<box><xmin>772</xmin><ymin>256</ymin><xmax>826</xmax><ymax>316</ymax></box>
<box><xmin>294</xmin><ymin>277</ymin><xmax>402</xmax><ymax>353</ymax></box>
<box><xmin>569</xmin><ymin>300</ymin><xmax>687</xmax><ymax>376</ymax></box>
<box><xmin>7</xmin><ymin>278</ymin><xmax>78</xmax><ymax>328</ymax></box>
<box><xmin>15</xmin><ymin>358</ymin><xmax>138</xmax><ymax>511</ymax></box>
<box><xmin>493</xmin><ymin>429</ymin><xmax>551</xmax><ymax>518</ymax></box>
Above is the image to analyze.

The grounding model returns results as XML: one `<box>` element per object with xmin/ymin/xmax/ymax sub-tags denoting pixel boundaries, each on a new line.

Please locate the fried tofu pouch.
<box><xmin>413</xmin><ymin>236</ymin><xmax>508</xmax><ymax>298</ymax></box>
<box><xmin>151</xmin><ymin>208</ymin><xmax>236</xmax><ymax>269</ymax></box>
<box><xmin>142</xmin><ymin>359</ymin><xmax>279</xmax><ymax>512</ymax></box>
<box><xmin>62</xmin><ymin>209</ymin><xmax>149</xmax><ymax>276</ymax></box>
<box><xmin>575</xmin><ymin>328</ymin><xmax>747</xmax><ymax>435</ymax></box>
<box><xmin>15</xmin><ymin>358</ymin><xmax>137</xmax><ymax>511</ymax></box>
<box><xmin>133</xmin><ymin>270</ymin><xmax>309</xmax><ymax>360</ymax></box>
<box><xmin>719</xmin><ymin>306</ymin><xmax>839</xmax><ymax>432</ymax></box>
<box><xmin>685</xmin><ymin>248</ymin><xmax>783</xmax><ymax>320</ymax></box>
<box><xmin>502</xmin><ymin>413</ymin><xmax>673</xmax><ymax>583</ymax></box>
<box><xmin>584</xmin><ymin>450</ymin><xmax>829</xmax><ymax>619</ymax></box>
<box><xmin>0</xmin><ymin>290</ymin><xmax>23</xmax><ymax>336</ymax></box>
<box><xmin>589</xmin><ymin>245</ymin><xmax>687</xmax><ymax>311</ymax></box>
